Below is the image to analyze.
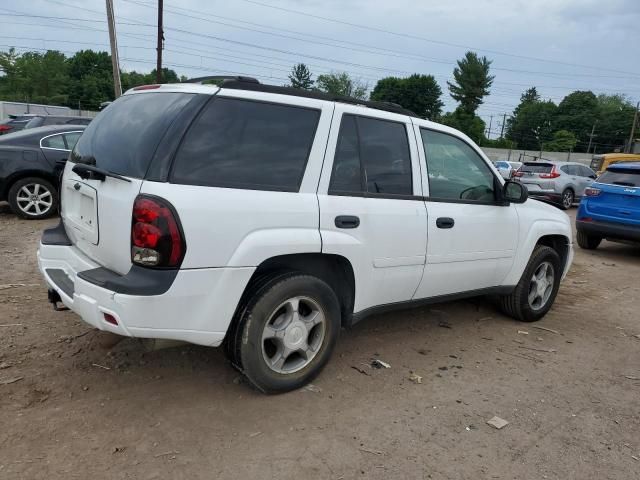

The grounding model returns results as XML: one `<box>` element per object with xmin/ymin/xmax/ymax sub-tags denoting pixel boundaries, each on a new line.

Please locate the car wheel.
<box><xmin>560</xmin><ymin>188</ymin><xmax>574</xmax><ymax>210</ymax></box>
<box><xmin>230</xmin><ymin>272</ymin><xmax>340</xmax><ymax>393</ymax></box>
<box><xmin>7</xmin><ymin>177</ymin><xmax>58</xmax><ymax>220</ymax></box>
<box><xmin>499</xmin><ymin>245</ymin><xmax>562</xmax><ymax>322</ymax></box>
<box><xmin>576</xmin><ymin>230</ymin><xmax>602</xmax><ymax>250</ymax></box>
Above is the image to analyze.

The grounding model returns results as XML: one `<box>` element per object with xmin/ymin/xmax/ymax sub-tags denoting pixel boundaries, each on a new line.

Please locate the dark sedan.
<box><xmin>0</xmin><ymin>125</ymin><xmax>86</xmax><ymax>219</ymax></box>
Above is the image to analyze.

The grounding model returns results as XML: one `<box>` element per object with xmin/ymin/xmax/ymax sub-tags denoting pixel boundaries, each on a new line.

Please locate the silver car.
<box><xmin>495</xmin><ymin>160</ymin><xmax>523</xmax><ymax>180</ymax></box>
<box><xmin>514</xmin><ymin>161</ymin><xmax>597</xmax><ymax>209</ymax></box>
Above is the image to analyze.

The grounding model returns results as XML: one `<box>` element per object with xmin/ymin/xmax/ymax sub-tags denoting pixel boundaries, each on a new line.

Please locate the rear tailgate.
<box><xmin>517</xmin><ymin>162</ymin><xmax>555</xmax><ymax>190</ymax></box>
<box><xmin>62</xmin><ymin>90</ymin><xmax>197</xmax><ymax>275</ymax></box>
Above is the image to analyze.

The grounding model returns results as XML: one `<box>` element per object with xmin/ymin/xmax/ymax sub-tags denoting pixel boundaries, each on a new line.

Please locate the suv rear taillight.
<box><xmin>512</xmin><ymin>170</ymin><xmax>523</xmax><ymax>177</ymax></box>
<box><xmin>0</xmin><ymin>125</ymin><xmax>12</xmax><ymax>133</ymax></box>
<box><xmin>131</xmin><ymin>195</ymin><xmax>185</xmax><ymax>268</ymax></box>
<box><xmin>539</xmin><ymin>167</ymin><xmax>560</xmax><ymax>179</ymax></box>
<box><xmin>584</xmin><ymin>187</ymin><xmax>601</xmax><ymax>197</ymax></box>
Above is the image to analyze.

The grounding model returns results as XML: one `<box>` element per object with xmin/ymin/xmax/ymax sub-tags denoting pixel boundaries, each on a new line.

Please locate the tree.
<box><xmin>288</xmin><ymin>63</ymin><xmax>314</xmax><ymax>90</ymax></box>
<box><xmin>370</xmin><ymin>74</ymin><xmax>443</xmax><ymax>120</ymax></box>
<box><xmin>440</xmin><ymin>107</ymin><xmax>486</xmax><ymax>142</ymax></box>
<box><xmin>553</xmin><ymin>90</ymin><xmax>598</xmax><ymax>152</ymax></box>
<box><xmin>519</xmin><ymin>87</ymin><xmax>540</xmax><ymax>105</ymax></box>
<box><xmin>316</xmin><ymin>72</ymin><xmax>367</xmax><ymax>99</ymax></box>
<box><xmin>544</xmin><ymin>130</ymin><xmax>577</xmax><ymax>151</ymax></box>
<box><xmin>447</xmin><ymin>51</ymin><xmax>494</xmax><ymax>114</ymax></box>
<box><xmin>506</xmin><ymin>99</ymin><xmax>557</xmax><ymax>150</ymax></box>
<box><xmin>594</xmin><ymin>94</ymin><xmax>635</xmax><ymax>152</ymax></box>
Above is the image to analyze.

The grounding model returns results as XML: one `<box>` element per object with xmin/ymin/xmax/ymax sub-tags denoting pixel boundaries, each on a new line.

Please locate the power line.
<box><xmin>237</xmin><ymin>0</ymin><xmax>640</xmax><ymax>78</ymax></box>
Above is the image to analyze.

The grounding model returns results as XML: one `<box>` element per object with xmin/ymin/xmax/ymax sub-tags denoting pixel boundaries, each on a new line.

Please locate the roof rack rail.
<box><xmin>183</xmin><ymin>75</ymin><xmax>260</xmax><ymax>85</ymax></box>
<box><xmin>219</xmin><ymin>79</ymin><xmax>419</xmax><ymax>118</ymax></box>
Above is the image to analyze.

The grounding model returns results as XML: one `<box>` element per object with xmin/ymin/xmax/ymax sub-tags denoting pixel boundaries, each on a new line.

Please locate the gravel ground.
<box><xmin>0</xmin><ymin>204</ymin><xmax>639</xmax><ymax>480</ymax></box>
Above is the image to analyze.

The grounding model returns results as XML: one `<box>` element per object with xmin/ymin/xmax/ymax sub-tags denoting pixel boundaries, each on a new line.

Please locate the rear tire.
<box><xmin>576</xmin><ymin>230</ymin><xmax>602</xmax><ymax>250</ymax></box>
<box><xmin>229</xmin><ymin>272</ymin><xmax>340</xmax><ymax>394</ymax></box>
<box><xmin>560</xmin><ymin>188</ymin><xmax>574</xmax><ymax>210</ymax></box>
<box><xmin>8</xmin><ymin>177</ymin><xmax>57</xmax><ymax>219</ymax></box>
<box><xmin>499</xmin><ymin>245</ymin><xmax>562</xmax><ymax>322</ymax></box>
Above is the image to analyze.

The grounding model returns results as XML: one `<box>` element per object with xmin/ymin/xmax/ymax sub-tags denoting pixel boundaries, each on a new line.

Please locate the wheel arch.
<box><xmin>237</xmin><ymin>253</ymin><xmax>356</xmax><ymax>328</ymax></box>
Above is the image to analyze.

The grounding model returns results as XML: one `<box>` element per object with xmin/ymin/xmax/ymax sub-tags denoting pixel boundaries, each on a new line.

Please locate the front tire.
<box><xmin>231</xmin><ymin>273</ymin><xmax>341</xmax><ymax>393</ymax></box>
<box><xmin>560</xmin><ymin>188</ymin><xmax>574</xmax><ymax>210</ymax></box>
<box><xmin>499</xmin><ymin>245</ymin><xmax>562</xmax><ymax>322</ymax></box>
<box><xmin>576</xmin><ymin>230</ymin><xmax>602</xmax><ymax>250</ymax></box>
<box><xmin>8</xmin><ymin>177</ymin><xmax>57</xmax><ymax>219</ymax></box>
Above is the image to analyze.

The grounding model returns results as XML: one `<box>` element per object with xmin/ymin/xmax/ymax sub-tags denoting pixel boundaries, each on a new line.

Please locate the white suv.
<box><xmin>38</xmin><ymin>78</ymin><xmax>573</xmax><ymax>393</ymax></box>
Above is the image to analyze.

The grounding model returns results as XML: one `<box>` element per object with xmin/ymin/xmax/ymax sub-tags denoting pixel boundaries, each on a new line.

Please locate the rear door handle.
<box><xmin>436</xmin><ymin>217</ymin><xmax>455</xmax><ymax>229</ymax></box>
<box><xmin>335</xmin><ymin>215</ymin><xmax>360</xmax><ymax>229</ymax></box>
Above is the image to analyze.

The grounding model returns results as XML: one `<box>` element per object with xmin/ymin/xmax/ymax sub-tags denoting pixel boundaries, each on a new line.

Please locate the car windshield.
<box><xmin>598</xmin><ymin>170</ymin><xmax>640</xmax><ymax>187</ymax></box>
<box><xmin>521</xmin><ymin>163</ymin><xmax>553</xmax><ymax>173</ymax></box>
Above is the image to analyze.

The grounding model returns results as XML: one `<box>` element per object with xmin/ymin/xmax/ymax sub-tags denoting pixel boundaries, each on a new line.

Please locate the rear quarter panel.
<box><xmin>0</xmin><ymin>146</ymin><xmax>54</xmax><ymax>198</ymax></box>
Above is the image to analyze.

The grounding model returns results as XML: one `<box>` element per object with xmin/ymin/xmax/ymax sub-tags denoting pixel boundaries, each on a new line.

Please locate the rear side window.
<box><xmin>521</xmin><ymin>163</ymin><xmax>553</xmax><ymax>174</ymax></box>
<box><xmin>329</xmin><ymin>114</ymin><xmax>413</xmax><ymax>196</ymax></box>
<box><xmin>41</xmin><ymin>133</ymin><xmax>67</xmax><ymax>149</ymax></box>
<box><xmin>598</xmin><ymin>170</ymin><xmax>640</xmax><ymax>187</ymax></box>
<box><xmin>71</xmin><ymin>92</ymin><xmax>194</xmax><ymax>179</ymax></box>
<box><xmin>171</xmin><ymin>97</ymin><xmax>320</xmax><ymax>192</ymax></box>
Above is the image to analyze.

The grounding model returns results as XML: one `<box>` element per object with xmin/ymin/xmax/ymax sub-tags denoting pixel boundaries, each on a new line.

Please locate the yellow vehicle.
<box><xmin>590</xmin><ymin>153</ymin><xmax>640</xmax><ymax>175</ymax></box>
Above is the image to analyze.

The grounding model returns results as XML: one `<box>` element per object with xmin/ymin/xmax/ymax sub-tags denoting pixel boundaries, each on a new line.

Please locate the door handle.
<box><xmin>436</xmin><ymin>217</ymin><xmax>455</xmax><ymax>229</ymax></box>
<box><xmin>335</xmin><ymin>215</ymin><xmax>360</xmax><ymax>229</ymax></box>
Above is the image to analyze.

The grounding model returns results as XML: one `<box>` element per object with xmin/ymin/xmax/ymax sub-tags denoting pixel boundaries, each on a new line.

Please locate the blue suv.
<box><xmin>576</xmin><ymin>162</ymin><xmax>640</xmax><ymax>249</ymax></box>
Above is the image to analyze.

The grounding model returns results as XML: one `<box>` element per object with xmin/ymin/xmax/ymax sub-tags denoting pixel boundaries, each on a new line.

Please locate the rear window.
<box><xmin>591</xmin><ymin>156</ymin><xmax>604</xmax><ymax>171</ymax></box>
<box><xmin>170</xmin><ymin>97</ymin><xmax>320</xmax><ymax>192</ymax></box>
<box><xmin>598</xmin><ymin>170</ymin><xmax>640</xmax><ymax>187</ymax></box>
<box><xmin>24</xmin><ymin>117</ymin><xmax>45</xmax><ymax>129</ymax></box>
<box><xmin>71</xmin><ymin>92</ymin><xmax>194</xmax><ymax>178</ymax></box>
<box><xmin>521</xmin><ymin>162</ymin><xmax>553</xmax><ymax>174</ymax></box>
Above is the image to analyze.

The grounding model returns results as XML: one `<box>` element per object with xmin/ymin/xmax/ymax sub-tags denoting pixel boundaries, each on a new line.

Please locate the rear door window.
<box><xmin>171</xmin><ymin>97</ymin><xmax>320</xmax><ymax>192</ymax></box>
<box><xmin>71</xmin><ymin>92</ymin><xmax>195</xmax><ymax>179</ymax></box>
<box><xmin>41</xmin><ymin>133</ymin><xmax>67</xmax><ymax>150</ymax></box>
<box><xmin>329</xmin><ymin>114</ymin><xmax>413</xmax><ymax>196</ymax></box>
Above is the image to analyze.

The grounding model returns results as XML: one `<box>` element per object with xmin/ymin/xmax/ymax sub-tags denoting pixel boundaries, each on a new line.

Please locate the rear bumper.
<box><xmin>576</xmin><ymin>219</ymin><xmax>640</xmax><ymax>242</ymax></box>
<box><xmin>38</xmin><ymin>226</ymin><xmax>254</xmax><ymax>346</ymax></box>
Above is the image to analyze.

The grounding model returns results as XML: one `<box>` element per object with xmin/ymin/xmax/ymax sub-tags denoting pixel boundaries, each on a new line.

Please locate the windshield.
<box><xmin>521</xmin><ymin>162</ymin><xmax>553</xmax><ymax>174</ymax></box>
<box><xmin>598</xmin><ymin>170</ymin><xmax>640</xmax><ymax>187</ymax></box>
<box><xmin>70</xmin><ymin>92</ymin><xmax>194</xmax><ymax>178</ymax></box>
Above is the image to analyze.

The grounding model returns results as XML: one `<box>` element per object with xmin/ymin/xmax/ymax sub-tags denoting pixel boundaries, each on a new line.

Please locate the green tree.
<box><xmin>595</xmin><ymin>94</ymin><xmax>636</xmax><ymax>152</ymax></box>
<box><xmin>544</xmin><ymin>130</ymin><xmax>577</xmax><ymax>151</ymax></box>
<box><xmin>447</xmin><ymin>51</ymin><xmax>495</xmax><ymax>114</ymax></box>
<box><xmin>66</xmin><ymin>50</ymin><xmax>114</xmax><ymax>109</ymax></box>
<box><xmin>316</xmin><ymin>72</ymin><xmax>367</xmax><ymax>99</ymax></box>
<box><xmin>441</xmin><ymin>107</ymin><xmax>486</xmax><ymax>142</ymax></box>
<box><xmin>288</xmin><ymin>63</ymin><xmax>314</xmax><ymax>90</ymax></box>
<box><xmin>370</xmin><ymin>74</ymin><xmax>443</xmax><ymax>120</ymax></box>
<box><xmin>553</xmin><ymin>90</ymin><xmax>598</xmax><ymax>152</ymax></box>
<box><xmin>506</xmin><ymin>100</ymin><xmax>557</xmax><ymax>150</ymax></box>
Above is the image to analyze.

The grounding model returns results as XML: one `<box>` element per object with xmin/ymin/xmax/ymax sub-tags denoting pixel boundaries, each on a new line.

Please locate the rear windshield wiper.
<box><xmin>72</xmin><ymin>164</ymin><xmax>131</xmax><ymax>183</ymax></box>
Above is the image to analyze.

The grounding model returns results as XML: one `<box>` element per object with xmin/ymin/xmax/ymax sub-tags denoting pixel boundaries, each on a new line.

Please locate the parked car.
<box><xmin>0</xmin><ymin>115</ymin><xmax>33</xmax><ymax>135</ymax></box>
<box><xmin>0</xmin><ymin>125</ymin><xmax>86</xmax><ymax>219</ymax></box>
<box><xmin>576</xmin><ymin>162</ymin><xmax>640</xmax><ymax>249</ymax></box>
<box><xmin>495</xmin><ymin>160</ymin><xmax>522</xmax><ymax>180</ymax></box>
<box><xmin>590</xmin><ymin>153</ymin><xmax>640</xmax><ymax>176</ymax></box>
<box><xmin>23</xmin><ymin>115</ymin><xmax>92</xmax><ymax>129</ymax></box>
<box><xmin>38</xmin><ymin>79</ymin><xmax>573</xmax><ymax>393</ymax></box>
<box><xmin>513</xmin><ymin>161</ymin><xmax>597</xmax><ymax>209</ymax></box>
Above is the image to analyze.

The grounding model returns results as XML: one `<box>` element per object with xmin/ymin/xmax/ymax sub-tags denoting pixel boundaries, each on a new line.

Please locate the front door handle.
<box><xmin>436</xmin><ymin>217</ymin><xmax>455</xmax><ymax>229</ymax></box>
<box><xmin>335</xmin><ymin>215</ymin><xmax>360</xmax><ymax>229</ymax></box>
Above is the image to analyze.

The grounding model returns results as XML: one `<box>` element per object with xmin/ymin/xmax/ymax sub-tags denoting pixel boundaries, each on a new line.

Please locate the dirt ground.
<box><xmin>0</xmin><ymin>203</ymin><xmax>639</xmax><ymax>480</ymax></box>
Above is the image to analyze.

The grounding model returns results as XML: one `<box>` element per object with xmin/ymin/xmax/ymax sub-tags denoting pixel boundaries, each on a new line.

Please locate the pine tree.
<box><xmin>447</xmin><ymin>51</ymin><xmax>495</xmax><ymax>114</ymax></box>
<box><xmin>288</xmin><ymin>63</ymin><xmax>314</xmax><ymax>90</ymax></box>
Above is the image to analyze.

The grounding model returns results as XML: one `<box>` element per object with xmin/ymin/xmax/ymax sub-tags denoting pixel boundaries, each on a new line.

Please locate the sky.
<box><xmin>0</xmin><ymin>0</ymin><xmax>639</xmax><ymax>137</ymax></box>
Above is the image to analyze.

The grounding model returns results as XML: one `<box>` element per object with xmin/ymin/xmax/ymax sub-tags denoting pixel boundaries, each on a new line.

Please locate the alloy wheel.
<box><xmin>528</xmin><ymin>261</ymin><xmax>555</xmax><ymax>311</ymax></box>
<box><xmin>15</xmin><ymin>183</ymin><xmax>53</xmax><ymax>217</ymax></box>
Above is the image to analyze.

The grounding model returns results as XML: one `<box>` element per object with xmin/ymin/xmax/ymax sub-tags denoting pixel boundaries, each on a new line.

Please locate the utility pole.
<box><xmin>627</xmin><ymin>101</ymin><xmax>639</xmax><ymax>153</ymax></box>
<box><xmin>105</xmin><ymin>0</ymin><xmax>122</xmax><ymax>98</ymax></box>
<box><xmin>156</xmin><ymin>0</ymin><xmax>164</xmax><ymax>83</ymax></box>
<box><xmin>500</xmin><ymin>113</ymin><xmax>507</xmax><ymax>138</ymax></box>
<box><xmin>586</xmin><ymin>124</ymin><xmax>597</xmax><ymax>154</ymax></box>
<box><xmin>487</xmin><ymin>115</ymin><xmax>493</xmax><ymax>139</ymax></box>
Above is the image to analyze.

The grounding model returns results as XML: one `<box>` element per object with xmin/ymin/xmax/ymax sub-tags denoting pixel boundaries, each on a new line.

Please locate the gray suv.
<box><xmin>514</xmin><ymin>161</ymin><xmax>597</xmax><ymax>209</ymax></box>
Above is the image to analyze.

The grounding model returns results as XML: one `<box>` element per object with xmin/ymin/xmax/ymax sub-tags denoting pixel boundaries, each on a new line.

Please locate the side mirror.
<box><xmin>503</xmin><ymin>180</ymin><xmax>528</xmax><ymax>204</ymax></box>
